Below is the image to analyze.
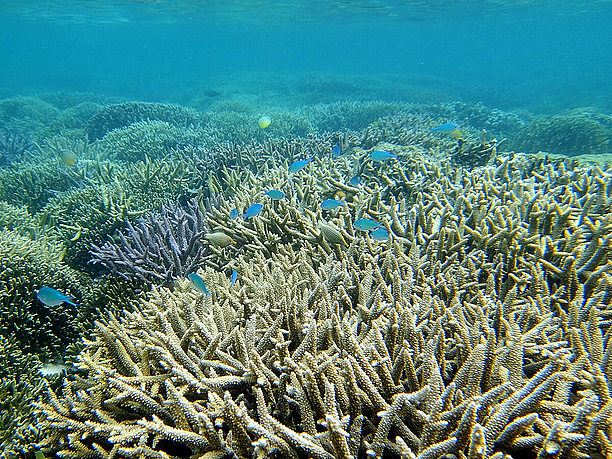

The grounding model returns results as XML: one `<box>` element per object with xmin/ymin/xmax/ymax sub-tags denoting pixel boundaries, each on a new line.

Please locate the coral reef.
<box><xmin>37</xmin><ymin>149</ymin><xmax>612</xmax><ymax>458</ymax></box>
<box><xmin>0</xmin><ymin>228</ymin><xmax>87</xmax><ymax>359</ymax></box>
<box><xmin>0</xmin><ymin>335</ymin><xmax>45</xmax><ymax>457</ymax></box>
<box><xmin>512</xmin><ymin>109</ymin><xmax>611</xmax><ymax>156</ymax></box>
<box><xmin>0</xmin><ymin>158</ymin><xmax>79</xmax><ymax>212</ymax></box>
<box><xmin>90</xmin><ymin>198</ymin><xmax>210</xmax><ymax>286</ymax></box>
<box><xmin>0</xmin><ymin>96</ymin><xmax>59</xmax><ymax>133</ymax></box>
<box><xmin>444</xmin><ymin>101</ymin><xmax>525</xmax><ymax>136</ymax></box>
<box><xmin>37</xmin><ymin>91</ymin><xmax>120</xmax><ymax>110</ymax></box>
<box><xmin>0</xmin><ymin>201</ymin><xmax>42</xmax><ymax>238</ymax></box>
<box><xmin>203</xmin><ymin>109</ymin><xmax>314</xmax><ymax>144</ymax></box>
<box><xmin>86</xmin><ymin>102</ymin><xmax>203</xmax><ymax>141</ymax></box>
<box><xmin>2</xmin><ymin>89</ymin><xmax>611</xmax><ymax>458</ymax></box>
<box><xmin>0</xmin><ymin>129</ymin><xmax>33</xmax><ymax>167</ymax></box>
<box><xmin>45</xmin><ymin>101</ymin><xmax>104</xmax><ymax>137</ymax></box>
<box><xmin>35</xmin><ymin>148</ymin><xmax>206</xmax><ymax>269</ymax></box>
<box><xmin>38</xmin><ymin>182</ymin><xmax>138</xmax><ymax>270</ymax></box>
<box><xmin>97</xmin><ymin>120</ymin><xmax>205</xmax><ymax>162</ymax></box>
<box><xmin>304</xmin><ymin>100</ymin><xmax>405</xmax><ymax>132</ymax></box>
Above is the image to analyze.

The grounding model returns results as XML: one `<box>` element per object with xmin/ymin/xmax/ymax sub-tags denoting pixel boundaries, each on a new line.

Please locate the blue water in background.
<box><xmin>0</xmin><ymin>0</ymin><xmax>610</xmax><ymax>113</ymax></box>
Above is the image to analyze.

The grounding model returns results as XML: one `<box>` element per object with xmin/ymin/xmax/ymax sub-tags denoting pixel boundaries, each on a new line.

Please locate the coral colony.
<box><xmin>0</xmin><ymin>93</ymin><xmax>611</xmax><ymax>458</ymax></box>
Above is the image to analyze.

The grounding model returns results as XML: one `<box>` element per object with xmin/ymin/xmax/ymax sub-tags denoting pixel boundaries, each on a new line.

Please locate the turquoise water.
<box><xmin>1</xmin><ymin>0</ymin><xmax>610</xmax><ymax>111</ymax></box>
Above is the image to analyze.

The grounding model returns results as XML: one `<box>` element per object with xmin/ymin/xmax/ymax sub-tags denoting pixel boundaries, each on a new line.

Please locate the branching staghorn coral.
<box><xmin>37</xmin><ymin>183</ymin><xmax>612</xmax><ymax>459</ymax></box>
<box><xmin>115</xmin><ymin>153</ymin><xmax>206</xmax><ymax>209</ymax></box>
<box><xmin>192</xmin><ymin>138</ymin><xmax>612</xmax><ymax>299</ymax></box>
<box><xmin>202</xmin><ymin>107</ymin><xmax>314</xmax><ymax>144</ymax></box>
<box><xmin>0</xmin><ymin>96</ymin><xmax>60</xmax><ymax>133</ymax></box>
<box><xmin>0</xmin><ymin>335</ymin><xmax>47</xmax><ymax>457</ymax></box>
<box><xmin>37</xmin><ymin>91</ymin><xmax>120</xmax><ymax>111</ymax></box>
<box><xmin>38</xmin><ymin>183</ymin><xmax>137</xmax><ymax>270</ymax></box>
<box><xmin>0</xmin><ymin>128</ymin><xmax>33</xmax><ymax>167</ymax></box>
<box><xmin>0</xmin><ymin>201</ymin><xmax>46</xmax><ymax>239</ymax></box>
<box><xmin>0</xmin><ymin>158</ymin><xmax>80</xmax><ymax>212</ymax></box>
<box><xmin>90</xmin><ymin>198</ymin><xmax>210</xmax><ymax>286</ymax></box>
<box><xmin>34</xmin><ymin>148</ymin><xmax>206</xmax><ymax>270</ymax></box>
<box><xmin>44</xmin><ymin>101</ymin><xmax>104</xmax><ymax>136</ymax></box>
<box><xmin>172</xmin><ymin>132</ymin><xmax>352</xmax><ymax>184</ymax></box>
<box><xmin>97</xmin><ymin>119</ymin><xmax>205</xmax><ymax>162</ymax></box>
<box><xmin>0</xmin><ymin>228</ymin><xmax>90</xmax><ymax>359</ymax></box>
<box><xmin>16</xmin><ymin>97</ymin><xmax>611</xmax><ymax>458</ymax></box>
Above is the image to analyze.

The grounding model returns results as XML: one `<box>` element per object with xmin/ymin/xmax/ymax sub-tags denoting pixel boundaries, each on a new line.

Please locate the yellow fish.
<box><xmin>318</xmin><ymin>221</ymin><xmax>349</xmax><ymax>248</ymax></box>
<box><xmin>205</xmin><ymin>232</ymin><xmax>236</xmax><ymax>247</ymax></box>
<box><xmin>59</xmin><ymin>149</ymin><xmax>78</xmax><ymax>166</ymax></box>
<box><xmin>258</xmin><ymin>115</ymin><xmax>271</xmax><ymax>129</ymax></box>
<box><xmin>450</xmin><ymin>129</ymin><xmax>463</xmax><ymax>140</ymax></box>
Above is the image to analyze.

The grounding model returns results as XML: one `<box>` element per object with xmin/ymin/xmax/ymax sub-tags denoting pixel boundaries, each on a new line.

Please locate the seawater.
<box><xmin>0</xmin><ymin>0</ymin><xmax>610</xmax><ymax>113</ymax></box>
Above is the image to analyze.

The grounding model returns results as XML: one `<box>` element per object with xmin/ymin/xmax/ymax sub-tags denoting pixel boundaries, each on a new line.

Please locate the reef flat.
<box><xmin>0</xmin><ymin>88</ymin><xmax>611</xmax><ymax>458</ymax></box>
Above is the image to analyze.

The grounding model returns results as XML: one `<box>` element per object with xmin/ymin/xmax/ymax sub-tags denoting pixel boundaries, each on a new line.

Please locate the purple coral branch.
<box><xmin>90</xmin><ymin>198</ymin><xmax>210</xmax><ymax>286</ymax></box>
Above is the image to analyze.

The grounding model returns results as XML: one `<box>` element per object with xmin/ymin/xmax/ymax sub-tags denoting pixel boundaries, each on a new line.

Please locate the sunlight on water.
<box><xmin>1</xmin><ymin>0</ymin><xmax>610</xmax><ymax>24</ymax></box>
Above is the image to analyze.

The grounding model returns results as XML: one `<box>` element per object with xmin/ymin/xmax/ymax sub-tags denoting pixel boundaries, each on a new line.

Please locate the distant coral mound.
<box><xmin>86</xmin><ymin>101</ymin><xmax>203</xmax><ymax>140</ymax></box>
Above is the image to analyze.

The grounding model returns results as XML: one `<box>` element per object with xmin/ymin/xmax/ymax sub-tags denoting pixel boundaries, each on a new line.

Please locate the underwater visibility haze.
<box><xmin>0</xmin><ymin>0</ymin><xmax>612</xmax><ymax>457</ymax></box>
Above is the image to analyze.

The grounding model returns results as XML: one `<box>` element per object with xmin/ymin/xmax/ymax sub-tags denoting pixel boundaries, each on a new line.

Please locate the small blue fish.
<box><xmin>229</xmin><ymin>209</ymin><xmax>239</xmax><ymax>220</ymax></box>
<box><xmin>321</xmin><ymin>198</ymin><xmax>346</xmax><ymax>210</ymax></box>
<box><xmin>37</xmin><ymin>286</ymin><xmax>76</xmax><ymax>307</ymax></box>
<box><xmin>371</xmin><ymin>228</ymin><xmax>390</xmax><ymax>242</ymax></box>
<box><xmin>331</xmin><ymin>145</ymin><xmax>341</xmax><ymax>157</ymax></box>
<box><xmin>288</xmin><ymin>158</ymin><xmax>312</xmax><ymax>173</ymax></box>
<box><xmin>243</xmin><ymin>203</ymin><xmax>264</xmax><ymax>219</ymax></box>
<box><xmin>231</xmin><ymin>269</ymin><xmax>238</xmax><ymax>288</ymax></box>
<box><xmin>431</xmin><ymin>122</ymin><xmax>458</xmax><ymax>133</ymax></box>
<box><xmin>265</xmin><ymin>190</ymin><xmax>285</xmax><ymax>200</ymax></box>
<box><xmin>188</xmin><ymin>273</ymin><xmax>211</xmax><ymax>295</ymax></box>
<box><xmin>349</xmin><ymin>176</ymin><xmax>362</xmax><ymax>187</ymax></box>
<box><xmin>353</xmin><ymin>218</ymin><xmax>381</xmax><ymax>231</ymax></box>
<box><xmin>369</xmin><ymin>151</ymin><xmax>397</xmax><ymax>162</ymax></box>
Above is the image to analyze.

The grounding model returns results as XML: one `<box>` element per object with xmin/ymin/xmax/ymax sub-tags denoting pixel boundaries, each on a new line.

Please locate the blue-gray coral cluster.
<box><xmin>90</xmin><ymin>198</ymin><xmax>209</xmax><ymax>285</ymax></box>
<box><xmin>0</xmin><ymin>129</ymin><xmax>32</xmax><ymax>168</ymax></box>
